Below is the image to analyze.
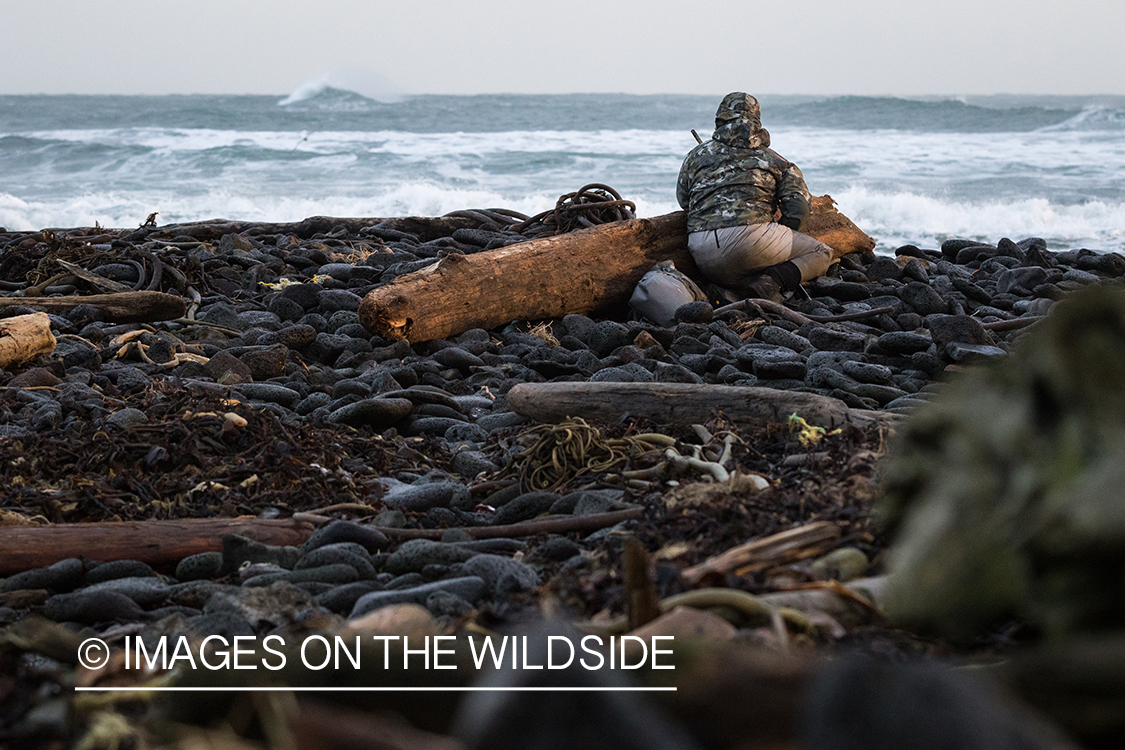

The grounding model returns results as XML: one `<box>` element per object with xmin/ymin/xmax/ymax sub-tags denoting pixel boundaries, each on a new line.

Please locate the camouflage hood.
<box><xmin>713</xmin><ymin>92</ymin><xmax>770</xmax><ymax>149</ymax></box>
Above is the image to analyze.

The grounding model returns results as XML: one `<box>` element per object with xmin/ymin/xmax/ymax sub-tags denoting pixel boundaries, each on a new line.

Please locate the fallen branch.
<box><xmin>0</xmin><ymin>312</ymin><xmax>56</xmax><ymax>369</ymax></box>
<box><xmin>681</xmin><ymin>521</ymin><xmax>843</xmax><ymax>585</ymax></box>
<box><xmin>0</xmin><ymin>518</ymin><xmax>314</xmax><ymax>575</ymax></box>
<box><xmin>507</xmin><ymin>381</ymin><xmax>901</xmax><ymax>431</ymax></box>
<box><xmin>0</xmin><ymin>291</ymin><xmax>186</xmax><ymax>323</ymax></box>
<box><xmin>372</xmin><ymin>508</ymin><xmax>643</xmax><ymax>540</ymax></box>
<box><xmin>981</xmin><ymin>315</ymin><xmax>1044</xmax><ymax>332</ymax></box>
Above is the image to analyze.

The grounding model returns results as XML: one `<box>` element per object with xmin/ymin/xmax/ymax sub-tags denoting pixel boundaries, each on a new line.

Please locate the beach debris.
<box><xmin>0</xmin><ymin>312</ymin><xmax>56</xmax><ymax>369</ymax></box>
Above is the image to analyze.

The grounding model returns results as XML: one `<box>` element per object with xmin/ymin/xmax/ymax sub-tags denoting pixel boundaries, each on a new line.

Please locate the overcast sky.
<box><xmin>2</xmin><ymin>0</ymin><xmax>1122</xmax><ymax>96</ymax></box>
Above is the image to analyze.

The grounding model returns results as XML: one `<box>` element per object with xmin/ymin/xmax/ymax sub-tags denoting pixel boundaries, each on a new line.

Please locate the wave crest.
<box><xmin>279</xmin><ymin>68</ymin><xmax>403</xmax><ymax>108</ymax></box>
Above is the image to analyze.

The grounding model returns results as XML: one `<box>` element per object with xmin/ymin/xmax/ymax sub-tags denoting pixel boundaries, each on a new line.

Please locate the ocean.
<box><xmin>2</xmin><ymin>88</ymin><xmax>1123</xmax><ymax>254</ymax></box>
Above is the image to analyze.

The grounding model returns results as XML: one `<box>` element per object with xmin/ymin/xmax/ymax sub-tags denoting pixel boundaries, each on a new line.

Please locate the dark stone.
<box><xmin>491</xmin><ymin>492</ymin><xmax>560</xmax><ymax>525</ymax></box>
<box><xmin>898</xmin><ymin>282</ymin><xmax>948</xmax><ymax>316</ymax></box>
<box><xmin>82</xmin><ymin>576</ymin><xmax>170</xmax><ymax>608</ymax></box>
<box><xmin>327</xmin><ymin>397</ymin><xmax>413</xmax><ymax>428</ymax></box>
<box><xmin>175</xmin><ymin>552</ymin><xmax>224</xmax><ymax>582</ymax></box>
<box><xmin>54</xmin><ymin>336</ymin><xmax>101</xmax><ymax>370</ymax></box>
<box><xmin>866</xmin><ymin>257</ymin><xmax>904</xmax><ymax>282</ymax></box>
<box><xmin>85</xmin><ymin>560</ymin><xmax>155</xmax><ymax>584</ymax></box>
<box><xmin>295</xmin><ymin>543</ymin><xmax>377</xmax><ymax>578</ymax></box>
<box><xmin>315</xmin><ymin>581</ymin><xmax>383</xmax><ymax>613</ymax></box>
<box><xmin>877</xmin><ymin>331</ymin><xmax>933</xmax><ymax>355</ymax></box>
<box><xmin>382</xmin><ymin>482</ymin><xmax>470</xmax><ymax>512</ymax></box>
<box><xmin>940</xmin><ymin>238</ymin><xmax>985</xmax><ymax>260</ymax></box>
<box><xmin>234</xmin><ymin>382</ymin><xmax>300</xmax><ymax>407</ymax></box>
<box><xmin>589</xmin><ymin>321</ymin><xmax>631</xmax><ymax>357</ymax></box>
<box><xmin>384</xmin><ymin>540</ymin><xmax>477</xmax><ymax>575</ymax></box>
<box><xmin>945</xmin><ymin>342</ymin><xmax>1007</xmax><ymax>363</ymax></box>
<box><xmin>207</xmin><ymin>350</ymin><xmax>254</xmax><ymax>384</ymax></box>
<box><xmin>433</xmin><ymin>346</ymin><xmax>486</xmax><ymax>372</ymax></box>
<box><xmin>350</xmin><ymin>576</ymin><xmax>487</xmax><ymax>617</ymax></box>
<box><xmin>1077</xmin><ymin>251</ymin><xmax>1125</xmax><ymax>277</ymax></box>
<box><xmin>0</xmin><ymin>558</ymin><xmax>85</xmax><ymax>594</ymax></box>
<box><xmin>674</xmin><ymin>301</ymin><xmax>713</xmax><ymax>324</ymax></box>
<box><xmin>302</xmin><ymin>520</ymin><xmax>388</xmax><ymax>554</ymax></box>
<box><xmin>460</xmin><ymin>554</ymin><xmax>539</xmax><ymax>594</ymax></box>
<box><xmin>258</xmin><ymin>324</ymin><xmax>317</xmax><ymax>349</ymax></box>
<box><xmin>926</xmin><ymin>315</ymin><xmax>994</xmax><ymax>349</ymax></box>
<box><xmin>807</xmin><ymin>326</ymin><xmax>867</xmax><ymax>352</ymax></box>
<box><xmin>238</xmin><ymin>344</ymin><xmax>289</xmax><ymax>380</ymax></box>
<box><xmin>221</xmin><ymin>534</ymin><xmax>299</xmax><ymax>575</ymax></box>
<box><xmin>42</xmin><ymin>590</ymin><xmax>146</xmax><ymax>623</ymax></box>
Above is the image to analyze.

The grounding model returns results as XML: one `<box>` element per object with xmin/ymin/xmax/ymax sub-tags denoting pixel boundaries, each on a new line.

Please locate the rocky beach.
<box><xmin>1</xmin><ymin>205</ymin><xmax>1124</xmax><ymax>749</ymax></box>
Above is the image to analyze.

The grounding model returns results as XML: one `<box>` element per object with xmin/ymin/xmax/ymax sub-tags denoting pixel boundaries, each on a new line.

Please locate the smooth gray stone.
<box><xmin>382</xmin><ymin>482</ymin><xmax>470</xmax><ymax>512</ymax></box>
<box><xmin>169</xmin><ymin>581</ymin><xmax>239</xmax><ymax>609</ymax></box>
<box><xmin>85</xmin><ymin>560</ymin><xmax>155</xmax><ymax>584</ymax></box>
<box><xmin>221</xmin><ymin>534</ymin><xmax>300</xmax><ymax>574</ymax></box>
<box><xmin>176</xmin><ymin>552</ymin><xmax>224</xmax><ymax>582</ymax></box>
<box><xmin>302</xmin><ymin>520</ymin><xmax>389</xmax><ymax>554</ymax></box>
<box><xmin>0</xmin><ymin>558</ymin><xmax>85</xmax><ymax>594</ymax></box>
<box><xmin>242</xmin><ymin>564</ymin><xmax>360</xmax><ymax>587</ymax></box>
<box><xmin>945</xmin><ymin>342</ymin><xmax>1008</xmax><ymax>363</ymax></box>
<box><xmin>82</xmin><ymin>576</ymin><xmax>171</xmax><ymax>608</ymax></box>
<box><xmin>327</xmin><ymin>397</ymin><xmax>413</xmax><ymax>428</ymax></box>
<box><xmin>234</xmin><ymin>382</ymin><xmax>301</xmax><ymax>407</ymax></box>
<box><xmin>42</xmin><ymin>590</ymin><xmax>147</xmax><ymax>624</ymax></box>
<box><xmin>384</xmin><ymin>539</ymin><xmax>477</xmax><ymax>575</ymax></box>
<box><xmin>349</xmin><ymin>576</ymin><xmax>488</xmax><ymax>618</ymax></box>
<box><xmin>460</xmin><ymin>554</ymin><xmax>540</xmax><ymax>594</ymax></box>
<box><xmin>315</xmin><ymin>581</ymin><xmax>384</xmax><ymax>613</ymax></box>
<box><xmin>295</xmin><ymin>542</ymin><xmax>377</xmax><ymax>578</ymax></box>
<box><xmin>877</xmin><ymin>331</ymin><xmax>933</xmax><ymax>355</ymax></box>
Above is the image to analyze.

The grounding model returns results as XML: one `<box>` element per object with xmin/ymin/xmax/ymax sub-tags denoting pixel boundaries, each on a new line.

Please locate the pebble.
<box><xmin>0</xmin><ymin>558</ymin><xmax>85</xmax><ymax>594</ymax></box>
<box><xmin>384</xmin><ymin>539</ymin><xmax>477</xmax><ymax>575</ymax></box>
<box><xmin>349</xmin><ymin>576</ymin><xmax>488</xmax><ymax>618</ymax></box>
<box><xmin>302</xmin><ymin>520</ymin><xmax>389</xmax><ymax>554</ymax></box>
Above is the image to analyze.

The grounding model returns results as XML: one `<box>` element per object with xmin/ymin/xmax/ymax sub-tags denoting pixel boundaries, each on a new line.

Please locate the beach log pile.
<box><xmin>358</xmin><ymin>196</ymin><xmax>874</xmax><ymax>343</ymax></box>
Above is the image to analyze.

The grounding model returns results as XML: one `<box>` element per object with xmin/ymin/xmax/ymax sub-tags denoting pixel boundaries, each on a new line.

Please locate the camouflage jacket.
<box><xmin>676</xmin><ymin>121</ymin><xmax>811</xmax><ymax>234</ymax></box>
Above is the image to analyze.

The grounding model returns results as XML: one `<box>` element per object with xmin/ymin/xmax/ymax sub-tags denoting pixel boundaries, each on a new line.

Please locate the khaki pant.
<box><xmin>687</xmin><ymin>222</ymin><xmax>834</xmax><ymax>288</ymax></box>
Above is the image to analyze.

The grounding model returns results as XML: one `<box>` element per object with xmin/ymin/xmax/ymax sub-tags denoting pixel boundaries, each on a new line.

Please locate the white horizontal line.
<box><xmin>74</xmin><ymin>686</ymin><xmax>677</xmax><ymax>692</ymax></box>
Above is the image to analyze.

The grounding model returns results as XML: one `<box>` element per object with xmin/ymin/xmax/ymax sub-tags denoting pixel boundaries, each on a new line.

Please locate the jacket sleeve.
<box><xmin>676</xmin><ymin>157</ymin><xmax>693</xmax><ymax>210</ymax></box>
<box><xmin>776</xmin><ymin>163</ymin><xmax>812</xmax><ymax>231</ymax></box>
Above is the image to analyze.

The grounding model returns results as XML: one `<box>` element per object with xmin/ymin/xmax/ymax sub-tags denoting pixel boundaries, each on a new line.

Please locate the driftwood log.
<box><xmin>359</xmin><ymin>198</ymin><xmax>874</xmax><ymax>343</ymax></box>
<box><xmin>0</xmin><ymin>312</ymin><xmax>56</xmax><ymax>369</ymax></box>
<box><xmin>0</xmin><ymin>291</ymin><xmax>186</xmax><ymax>323</ymax></box>
<box><xmin>507</xmin><ymin>382</ymin><xmax>900</xmax><ymax>432</ymax></box>
<box><xmin>0</xmin><ymin>518</ymin><xmax>314</xmax><ymax>575</ymax></box>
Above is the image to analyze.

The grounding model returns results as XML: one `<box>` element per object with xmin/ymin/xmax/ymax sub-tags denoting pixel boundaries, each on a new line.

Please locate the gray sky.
<box><xmin>3</xmin><ymin>0</ymin><xmax>1123</xmax><ymax>96</ymax></box>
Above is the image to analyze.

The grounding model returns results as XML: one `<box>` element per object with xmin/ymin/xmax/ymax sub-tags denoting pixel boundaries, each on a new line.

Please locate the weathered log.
<box><xmin>359</xmin><ymin>199</ymin><xmax>874</xmax><ymax>343</ymax></box>
<box><xmin>0</xmin><ymin>312</ymin><xmax>56</xmax><ymax>369</ymax></box>
<box><xmin>0</xmin><ymin>291</ymin><xmax>186</xmax><ymax>323</ymax></box>
<box><xmin>507</xmin><ymin>382</ymin><xmax>900</xmax><ymax>431</ymax></box>
<box><xmin>804</xmin><ymin>194</ymin><xmax>877</xmax><ymax>259</ymax></box>
<box><xmin>0</xmin><ymin>518</ymin><xmax>314</xmax><ymax>575</ymax></box>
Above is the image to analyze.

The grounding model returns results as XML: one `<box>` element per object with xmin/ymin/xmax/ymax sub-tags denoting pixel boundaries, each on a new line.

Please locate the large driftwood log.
<box><xmin>0</xmin><ymin>291</ymin><xmax>186</xmax><ymax>323</ymax></box>
<box><xmin>507</xmin><ymin>382</ymin><xmax>900</xmax><ymax>432</ymax></box>
<box><xmin>360</xmin><ymin>212</ymin><xmax>694</xmax><ymax>342</ymax></box>
<box><xmin>359</xmin><ymin>199</ymin><xmax>874</xmax><ymax>343</ymax></box>
<box><xmin>0</xmin><ymin>312</ymin><xmax>56</xmax><ymax>369</ymax></box>
<box><xmin>0</xmin><ymin>518</ymin><xmax>314</xmax><ymax>575</ymax></box>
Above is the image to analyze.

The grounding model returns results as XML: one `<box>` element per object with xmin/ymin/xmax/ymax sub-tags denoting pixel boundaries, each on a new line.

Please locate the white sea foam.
<box><xmin>835</xmin><ymin>187</ymin><xmax>1125</xmax><ymax>253</ymax></box>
